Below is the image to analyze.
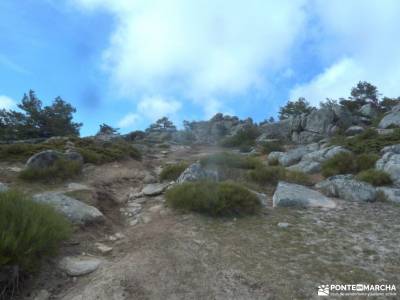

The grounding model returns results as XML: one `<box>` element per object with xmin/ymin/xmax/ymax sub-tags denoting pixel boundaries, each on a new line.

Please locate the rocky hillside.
<box><xmin>1</xmin><ymin>99</ymin><xmax>400</xmax><ymax>299</ymax></box>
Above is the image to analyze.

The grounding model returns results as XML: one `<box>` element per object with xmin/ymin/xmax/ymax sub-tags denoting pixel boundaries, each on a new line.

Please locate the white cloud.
<box><xmin>71</xmin><ymin>0</ymin><xmax>307</xmax><ymax>116</ymax></box>
<box><xmin>71</xmin><ymin>0</ymin><xmax>400</xmax><ymax>117</ymax></box>
<box><xmin>0</xmin><ymin>95</ymin><xmax>16</xmax><ymax>109</ymax></box>
<box><xmin>117</xmin><ymin>113</ymin><xmax>140</xmax><ymax>128</ymax></box>
<box><xmin>137</xmin><ymin>96</ymin><xmax>182</xmax><ymax>121</ymax></box>
<box><xmin>290</xmin><ymin>0</ymin><xmax>400</xmax><ymax>105</ymax></box>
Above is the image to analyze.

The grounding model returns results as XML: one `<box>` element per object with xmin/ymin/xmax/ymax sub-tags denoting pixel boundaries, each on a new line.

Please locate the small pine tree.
<box><xmin>278</xmin><ymin>97</ymin><xmax>314</xmax><ymax>120</ymax></box>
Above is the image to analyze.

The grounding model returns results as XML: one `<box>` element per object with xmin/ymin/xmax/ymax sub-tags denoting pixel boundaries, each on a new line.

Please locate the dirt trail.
<box><xmin>12</xmin><ymin>145</ymin><xmax>400</xmax><ymax>299</ymax></box>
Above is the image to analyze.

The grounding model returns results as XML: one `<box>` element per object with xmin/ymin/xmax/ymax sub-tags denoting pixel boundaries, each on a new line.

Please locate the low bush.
<box><xmin>0</xmin><ymin>138</ymin><xmax>141</xmax><ymax>165</ymax></box>
<box><xmin>0</xmin><ymin>190</ymin><xmax>71</xmax><ymax>291</ymax></box>
<box><xmin>331</xmin><ymin>128</ymin><xmax>400</xmax><ymax>154</ymax></box>
<box><xmin>355</xmin><ymin>153</ymin><xmax>380</xmax><ymax>171</ymax></box>
<box><xmin>220</xmin><ymin>126</ymin><xmax>260</xmax><ymax>148</ymax></box>
<box><xmin>248</xmin><ymin>165</ymin><xmax>285</xmax><ymax>185</ymax></box>
<box><xmin>160</xmin><ymin>162</ymin><xmax>189</xmax><ymax>181</ymax></box>
<box><xmin>248</xmin><ymin>165</ymin><xmax>311</xmax><ymax>185</ymax></box>
<box><xmin>284</xmin><ymin>170</ymin><xmax>313</xmax><ymax>186</ymax></box>
<box><xmin>200</xmin><ymin>152</ymin><xmax>262</xmax><ymax>170</ymax></box>
<box><xmin>260</xmin><ymin>141</ymin><xmax>284</xmax><ymax>154</ymax></box>
<box><xmin>322</xmin><ymin>152</ymin><xmax>380</xmax><ymax>177</ymax></box>
<box><xmin>356</xmin><ymin>169</ymin><xmax>392</xmax><ymax>186</ymax></box>
<box><xmin>165</xmin><ymin>181</ymin><xmax>261</xmax><ymax>217</ymax></box>
<box><xmin>19</xmin><ymin>159</ymin><xmax>82</xmax><ymax>182</ymax></box>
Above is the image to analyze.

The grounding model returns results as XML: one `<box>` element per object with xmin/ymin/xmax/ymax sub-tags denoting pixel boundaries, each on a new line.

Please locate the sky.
<box><xmin>1</xmin><ymin>0</ymin><xmax>400</xmax><ymax>136</ymax></box>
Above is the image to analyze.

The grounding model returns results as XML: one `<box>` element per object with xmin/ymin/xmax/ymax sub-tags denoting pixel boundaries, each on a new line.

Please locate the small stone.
<box><xmin>59</xmin><ymin>256</ymin><xmax>102</xmax><ymax>276</ymax></box>
<box><xmin>149</xmin><ymin>204</ymin><xmax>163</xmax><ymax>214</ymax></box>
<box><xmin>129</xmin><ymin>219</ymin><xmax>139</xmax><ymax>226</ymax></box>
<box><xmin>141</xmin><ymin>215</ymin><xmax>152</xmax><ymax>224</ymax></box>
<box><xmin>33</xmin><ymin>289</ymin><xmax>50</xmax><ymax>300</ymax></box>
<box><xmin>141</xmin><ymin>183</ymin><xmax>169</xmax><ymax>196</ymax></box>
<box><xmin>95</xmin><ymin>243</ymin><xmax>113</xmax><ymax>255</ymax></box>
<box><xmin>277</xmin><ymin>222</ymin><xmax>290</xmax><ymax>228</ymax></box>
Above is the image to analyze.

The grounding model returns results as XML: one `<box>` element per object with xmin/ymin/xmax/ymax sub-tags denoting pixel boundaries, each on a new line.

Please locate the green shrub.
<box><xmin>285</xmin><ymin>170</ymin><xmax>312</xmax><ymax>186</ymax></box>
<box><xmin>322</xmin><ymin>152</ymin><xmax>357</xmax><ymax>177</ymax></box>
<box><xmin>322</xmin><ymin>152</ymin><xmax>380</xmax><ymax>177</ymax></box>
<box><xmin>0</xmin><ymin>190</ymin><xmax>71</xmax><ymax>272</ymax></box>
<box><xmin>260</xmin><ymin>141</ymin><xmax>284</xmax><ymax>154</ymax></box>
<box><xmin>331</xmin><ymin>128</ymin><xmax>400</xmax><ymax>154</ymax></box>
<box><xmin>165</xmin><ymin>181</ymin><xmax>261</xmax><ymax>217</ymax></box>
<box><xmin>0</xmin><ymin>138</ymin><xmax>141</xmax><ymax>164</ymax></box>
<box><xmin>19</xmin><ymin>160</ymin><xmax>82</xmax><ymax>181</ymax></box>
<box><xmin>248</xmin><ymin>165</ymin><xmax>311</xmax><ymax>186</ymax></box>
<box><xmin>220</xmin><ymin>126</ymin><xmax>260</xmax><ymax>148</ymax></box>
<box><xmin>160</xmin><ymin>162</ymin><xmax>189</xmax><ymax>181</ymax></box>
<box><xmin>356</xmin><ymin>169</ymin><xmax>392</xmax><ymax>186</ymax></box>
<box><xmin>200</xmin><ymin>152</ymin><xmax>261</xmax><ymax>170</ymax></box>
<box><xmin>355</xmin><ymin>153</ymin><xmax>380</xmax><ymax>171</ymax></box>
<box><xmin>158</xmin><ymin>143</ymin><xmax>171</xmax><ymax>149</ymax></box>
<box><xmin>248</xmin><ymin>165</ymin><xmax>285</xmax><ymax>185</ymax></box>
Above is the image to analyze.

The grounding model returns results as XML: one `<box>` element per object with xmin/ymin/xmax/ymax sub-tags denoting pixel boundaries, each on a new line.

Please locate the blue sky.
<box><xmin>1</xmin><ymin>0</ymin><xmax>400</xmax><ymax>136</ymax></box>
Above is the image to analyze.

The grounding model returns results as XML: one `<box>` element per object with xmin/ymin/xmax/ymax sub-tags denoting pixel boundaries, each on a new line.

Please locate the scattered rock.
<box><xmin>345</xmin><ymin>126</ymin><xmax>365</xmax><ymax>136</ymax></box>
<box><xmin>66</xmin><ymin>182</ymin><xmax>91</xmax><ymax>191</ymax></box>
<box><xmin>249</xmin><ymin>190</ymin><xmax>268</xmax><ymax>207</ymax></box>
<box><xmin>142</xmin><ymin>183</ymin><xmax>170</xmax><ymax>196</ymax></box>
<box><xmin>316</xmin><ymin>175</ymin><xmax>377</xmax><ymax>202</ymax></box>
<box><xmin>277</xmin><ymin>222</ymin><xmax>290</xmax><ymax>228</ymax></box>
<box><xmin>95</xmin><ymin>243</ymin><xmax>113</xmax><ymax>255</ymax></box>
<box><xmin>359</xmin><ymin>104</ymin><xmax>378</xmax><ymax>118</ymax></box>
<box><xmin>287</xmin><ymin>160</ymin><xmax>321</xmax><ymax>174</ymax></box>
<box><xmin>176</xmin><ymin>162</ymin><xmax>218</xmax><ymax>183</ymax></box>
<box><xmin>32</xmin><ymin>289</ymin><xmax>50</xmax><ymax>300</ymax></box>
<box><xmin>273</xmin><ymin>181</ymin><xmax>336</xmax><ymax>208</ymax></box>
<box><xmin>141</xmin><ymin>215</ymin><xmax>152</xmax><ymax>224</ymax></box>
<box><xmin>376</xmin><ymin>151</ymin><xmax>400</xmax><ymax>185</ymax></box>
<box><xmin>272</xmin><ymin>144</ymin><xmax>320</xmax><ymax>167</ymax></box>
<box><xmin>149</xmin><ymin>204</ymin><xmax>163</xmax><ymax>214</ymax></box>
<box><xmin>376</xmin><ymin>187</ymin><xmax>400</xmax><ymax>203</ymax></box>
<box><xmin>143</xmin><ymin>173</ymin><xmax>157</xmax><ymax>184</ymax></box>
<box><xmin>59</xmin><ymin>256</ymin><xmax>102</xmax><ymax>276</ymax></box>
<box><xmin>33</xmin><ymin>192</ymin><xmax>104</xmax><ymax>225</ymax></box>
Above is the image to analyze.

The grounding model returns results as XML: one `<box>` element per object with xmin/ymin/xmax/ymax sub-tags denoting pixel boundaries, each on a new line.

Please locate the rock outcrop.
<box><xmin>316</xmin><ymin>175</ymin><xmax>377</xmax><ymax>202</ymax></box>
<box><xmin>379</xmin><ymin>104</ymin><xmax>400</xmax><ymax>129</ymax></box>
<box><xmin>26</xmin><ymin>149</ymin><xmax>83</xmax><ymax>170</ymax></box>
<box><xmin>260</xmin><ymin>105</ymin><xmax>354</xmax><ymax>144</ymax></box>
<box><xmin>176</xmin><ymin>162</ymin><xmax>219</xmax><ymax>183</ymax></box>
<box><xmin>376</xmin><ymin>144</ymin><xmax>400</xmax><ymax>185</ymax></box>
<box><xmin>272</xmin><ymin>181</ymin><xmax>336</xmax><ymax>208</ymax></box>
<box><xmin>33</xmin><ymin>192</ymin><xmax>104</xmax><ymax>225</ymax></box>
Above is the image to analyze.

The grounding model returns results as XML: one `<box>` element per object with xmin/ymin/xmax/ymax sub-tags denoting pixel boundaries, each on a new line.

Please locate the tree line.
<box><xmin>2</xmin><ymin>82</ymin><xmax>399</xmax><ymax>140</ymax></box>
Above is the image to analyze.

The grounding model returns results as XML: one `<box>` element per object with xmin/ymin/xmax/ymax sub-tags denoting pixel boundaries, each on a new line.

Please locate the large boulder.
<box><xmin>33</xmin><ymin>192</ymin><xmax>104</xmax><ymax>225</ymax></box>
<box><xmin>345</xmin><ymin>126</ymin><xmax>365</xmax><ymax>136</ymax></box>
<box><xmin>176</xmin><ymin>162</ymin><xmax>219</xmax><ymax>183</ymax></box>
<box><xmin>376</xmin><ymin>187</ymin><xmax>400</xmax><ymax>203</ymax></box>
<box><xmin>359</xmin><ymin>104</ymin><xmax>378</xmax><ymax>118</ymax></box>
<box><xmin>269</xmin><ymin>143</ymin><xmax>319</xmax><ymax>167</ymax></box>
<box><xmin>288</xmin><ymin>146</ymin><xmax>350</xmax><ymax>174</ymax></box>
<box><xmin>379</xmin><ymin>105</ymin><xmax>400</xmax><ymax>129</ymax></box>
<box><xmin>272</xmin><ymin>181</ymin><xmax>336</xmax><ymax>208</ymax></box>
<box><xmin>303</xmin><ymin>108</ymin><xmax>335</xmax><ymax>135</ymax></box>
<box><xmin>26</xmin><ymin>149</ymin><xmax>83</xmax><ymax>170</ymax></box>
<box><xmin>376</xmin><ymin>151</ymin><xmax>400</xmax><ymax>185</ymax></box>
<box><xmin>26</xmin><ymin>150</ymin><xmax>63</xmax><ymax>169</ymax></box>
<box><xmin>316</xmin><ymin>175</ymin><xmax>377</xmax><ymax>202</ymax></box>
<box><xmin>59</xmin><ymin>256</ymin><xmax>102</xmax><ymax>276</ymax></box>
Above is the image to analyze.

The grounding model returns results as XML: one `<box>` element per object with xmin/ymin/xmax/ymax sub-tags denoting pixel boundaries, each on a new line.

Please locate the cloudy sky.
<box><xmin>1</xmin><ymin>0</ymin><xmax>400</xmax><ymax>135</ymax></box>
